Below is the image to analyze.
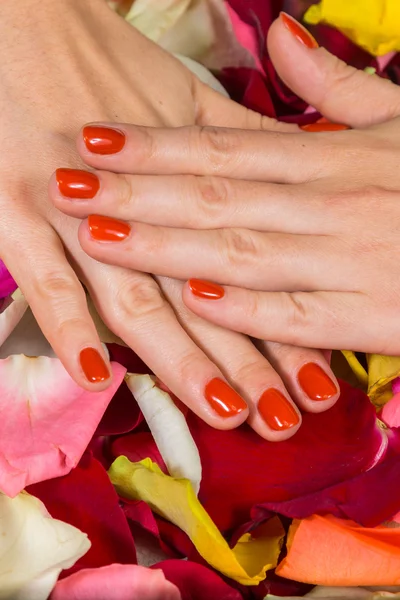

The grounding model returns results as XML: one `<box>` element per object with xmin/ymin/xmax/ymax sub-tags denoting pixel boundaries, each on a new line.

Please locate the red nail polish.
<box><xmin>188</xmin><ymin>279</ymin><xmax>225</xmax><ymax>300</ymax></box>
<box><xmin>83</xmin><ymin>125</ymin><xmax>126</xmax><ymax>155</ymax></box>
<box><xmin>280</xmin><ymin>12</ymin><xmax>318</xmax><ymax>49</ymax></box>
<box><xmin>258</xmin><ymin>389</ymin><xmax>300</xmax><ymax>431</ymax></box>
<box><xmin>300</xmin><ymin>122</ymin><xmax>350</xmax><ymax>132</ymax></box>
<box><xmin>298</xmin><ymin>363</ymin><xmax>338</xmax><ymax>401</ymax></box>
<box><xmin>80</xmin><ymin>347</ymin><xmax>110</xmax><ymax>383</ymax></box>
<box><xmin>88</xmin><ymin>215</ymin><xmax>131</xmax><ymax>242</ymax></box>
<box><xmin>56</xmin><ymin>169</ymin><xmax>100</xmax><ymax>199</ymax></box>
<box><xmin>204</xmin><ymin>378</ymin><xmax>247</xmax><ymax>417</ymax></box>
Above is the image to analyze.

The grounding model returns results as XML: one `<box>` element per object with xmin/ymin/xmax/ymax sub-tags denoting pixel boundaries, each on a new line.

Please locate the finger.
<box><xmin>83</xmin><ymin>263</ymin><xmax>249</xmax><ymax>429</ymax></box>
<box><xmin>182</xmin><ymin>280</ymin><xmax>390</xmax><ymax>354</ymax></box>
<box><xmin>158</xmin><ymin>277</ymin><xmax>301</xmax><ymax>441</ymax></box>
<box><xmin>192</xmin><ymin>76</ymin><xmax>300</xmax><ymax>132</ymax></box>
<box><xmin>76</xmin><ymin>122</ymin><xmax>330</xmax><ymax>184</ymax></box>
<box><xmin>257</xmin><ymin>340</ymin><xmax>339</xmax><ymax>413</ymax></box>
<box><xmin>0</xmin><ymin>213</ymin><xmax>111</xmax><ymax>390</ymax></box>
<box><xmin>78</xmin><ymin>218</ymin><xmax>354</xmax><ymax>293</ymax></box>
<box><xmin>268</xmin><ymin>14</ymin><xmax>400</xmax><ymax>127</ymax></box>
<box><xmin>51</xmin><ymin>168</ymin><xmax>332</xmax><ymax>234</ymax></box>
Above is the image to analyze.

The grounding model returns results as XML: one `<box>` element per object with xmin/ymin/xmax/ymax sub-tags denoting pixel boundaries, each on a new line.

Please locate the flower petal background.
<box><xmin>0</xmin><ymin>260</ymin><xmax>17</xmax><ymax>299</ymax></box>
<box><xmin>0</xmin><ymin>355</ymin><xmax>126</xmax><ymax>496</ymax></box>
<box><xmin>276</xmin><ymin>514</ymin><xmax>400</xmax><ymax>586</ymax></box>
<box><xmin>0</xmin><ymin>491</ymin><xmax>90</xmax><ymax>600</ymax></box>
<box><xmin>109</xmin><ymin>457</ymin><xmax>284</xmax><ymax>585</ymax></box>
<box><xmin>50</xmin><ymin>564</ymin><xmax>181</xmax><ymax>600</ymax></box>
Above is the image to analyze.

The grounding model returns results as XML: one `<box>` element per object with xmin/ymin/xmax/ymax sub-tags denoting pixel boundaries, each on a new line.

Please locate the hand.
<box><xmin>50</xmin><ymin>15</ymin><xmax>400</xmax><ymax>360</ymax></box>
<box><xmin>0</xmin><ymin>1</ymin><xmax>338</xmax><ymax>441</ymax></box>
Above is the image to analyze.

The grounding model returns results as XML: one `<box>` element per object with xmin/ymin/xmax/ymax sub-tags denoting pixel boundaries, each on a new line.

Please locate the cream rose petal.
<box><xmin>0</xmin><ymin>491</ymin><xmax>90</xmax><ymax>600</ymax></box>
<box><xmin>0</xmin><ymin>290</ymin><xmax>28</xmax><ymax>348</ymax></box>
<box><xmin>0</xmin><ymin>355</ymin><xmax>126</xmax><ymax>497</ymax></box>
<box><xmin>125</xmin><ymin>374</ymin><xmax>202</xmax><ymax>494</ymax></box>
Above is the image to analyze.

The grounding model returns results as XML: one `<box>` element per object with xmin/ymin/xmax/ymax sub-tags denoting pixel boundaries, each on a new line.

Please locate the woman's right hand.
<box><xmin>0</xmin><ymin>0</ymin><xmax>340</xmax><ymax>441</ymax></box>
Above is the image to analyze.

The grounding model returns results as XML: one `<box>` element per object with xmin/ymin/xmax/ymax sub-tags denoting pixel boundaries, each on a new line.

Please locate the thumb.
<box><xmin>267</xmin><ymin>13</ymin><xmax>400</xmax><ymax>128</ymax></box>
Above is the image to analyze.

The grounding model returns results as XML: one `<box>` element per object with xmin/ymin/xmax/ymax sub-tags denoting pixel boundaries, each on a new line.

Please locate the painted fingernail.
<box><xmin>204</xmin><ymin>378</ymin><xmax>247</xmax><ymax>417</ymax></box>
<box><xmin>188</xmin><ymin>279</ymin><xmax>225</xmax><ymax>300</ymax></box>
<box><xmin>56</xmin><ymin>168</ymin><xmax>100</xmax><ymax>199</ymax></box>
<box><xmin>300</xmin><ymin>123</ymin><xmax>350</xmax><ymax>132</ymax></box>
<box><xmin>280</xmin><ymin>12</ymin><xmax>318</xmax><ymax>49</ymax></box>
<box><xmin>88</xmin><ymin>214</ymin><xmax>131</xmax><ymax>242</ymax></box>
<box><xmin>298</xmin><ymin>363</ymin><xmax>338</xmax><ymax>401</ymax></box>
<box><xmin>80</xmin><ymin>347</ymin><xmax>110</xmax><ymax>383</ymax></box>
<box><xmin>83</xmin><ymin>125</ymin><xmax>126</xmax><ymax>155</ymax></box>
<box><xmin>258</xmin><ymin>389</ymin><xmax>300</xmax><ymax>431</ymax></box>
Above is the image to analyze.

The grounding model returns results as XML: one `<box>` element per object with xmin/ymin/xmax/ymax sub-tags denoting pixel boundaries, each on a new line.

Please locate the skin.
<box><xmin>0</xmin><ymin>0</ymin><xmax>339</xmax><ymax>441</ymax></box>
<box><xmin>50</xmin><ymin>19</ymin><xmax>400</xmax><ymax>365</ymax></box>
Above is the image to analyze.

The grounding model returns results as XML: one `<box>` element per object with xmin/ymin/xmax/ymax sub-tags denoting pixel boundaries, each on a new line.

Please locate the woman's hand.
<box><xmin>0</xmin><ymin>1</ymin><xmax>339</xmax><ymax>440</ymax></box>
<box><xmin>50</xmin><ymin>15</ymin><xmax>400</xmax><ymax>359</ymax></box>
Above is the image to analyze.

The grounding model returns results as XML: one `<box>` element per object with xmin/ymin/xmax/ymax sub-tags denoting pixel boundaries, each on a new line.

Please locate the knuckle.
<box><xmin>174</xmin><ymin>349</ymin><xmax>206</xmax><ymax>382</ymax></box>
<box><xmin>194</xmin><ymin>175</ymin><xmax>231</xmax><ymax>223</ymax></box>
<box><xmin>284</xmin><ymin>292</ymin><xmax>311</xmax><ymax>342</ymax></box>
<box><xmin>117</xmin><ymin>174</ymin><xmax>135</xmax><ymax>210</ymax></box>
<box><xmin>196</xmin><ymin>126</ymin><xmax>237</xmax><ymax>173</ymax></box>
<box><xmin>113</xmin><ymin>276</ymin><xmax>170</xmax><ymax>325</ymax></box>
<box><xmin>221</xmin><ymin>228</ymin><xmax>260</xmax><ymax>270</ymax></box>
<box><xmin>36</xmin><ymin>272</ymin><xmax>80</xmax><ymax>301</ymax></box>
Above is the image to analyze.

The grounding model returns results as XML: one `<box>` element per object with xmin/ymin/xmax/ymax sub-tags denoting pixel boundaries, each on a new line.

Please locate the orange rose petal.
<box><xmin>276</xmin><ymin>514</ymin><xmax>400</xmax><ymax>586</ymax></box>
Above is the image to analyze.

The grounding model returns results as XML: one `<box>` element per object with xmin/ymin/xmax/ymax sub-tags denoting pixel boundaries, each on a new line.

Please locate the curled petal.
<box><xmin>50</xmin><ymin>564</ymin><xmax>181</xmax><ymax>600</ymax></box>
<box><xmin>125</xmin><ymin>374</ymin><xmax>201</xmax><ymax>494</ymax></box>
<box><xmin>0</xmin><ymin>290</ymin><xmax>28</xmax><ymax>347</ymax></box>
<box><xmin>0</xmin><ymin>260</ymin><xmax>17</xmax><ymax>299</ymax></box>
<box><xmin>109</xmin><ymin>457</ymin><xmax>284</xmax><ymax>585</ymax></box>
<box><xmin>0</xmin><ymin>491</ymin><xmax>90</xmax><ymax>599</ymax></box>
<box><xmin>0</xmin><ymin>355</ymin><xmax>126</xmax><ymax>496</ymax></box>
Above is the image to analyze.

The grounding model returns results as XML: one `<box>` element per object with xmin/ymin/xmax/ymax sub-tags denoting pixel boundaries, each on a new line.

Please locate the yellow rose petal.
<box><xmin>108</xmin><ymin>456</ymin><xmax>284</xmax><ymax>585</ymax></box>
<box><xmin>304</xmin><ymin>0</ymin><xmax>400</xmax><ymax>56</ymax></box>
<box><xmin>341</xmin><ymin>352</ymin><xmax>400</xmax><ymax>408</ymax></box>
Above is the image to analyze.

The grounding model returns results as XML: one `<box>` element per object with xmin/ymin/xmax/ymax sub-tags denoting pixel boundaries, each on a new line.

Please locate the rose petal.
<box><xmin>381</xmin><ymin>393</ymin><xmax>400</xmax><ymax>428</ymax></box>
<box><xmin>152</xmin><ymin>559</ymin><xmax>243</xmax><ymax>600</ymax></box>
<box><xmin>50</xmin><ymin>564</ymin><xmax>181</xmax><ymax>600</ymax></box>
<box><xmin>0</xmin><ymin>355</ymin><xmax>126</xmax><ymax>496</ymax></box>
<box><xmin>125</xmin><ymin>374</ymin><xmax>202</xmax><ymax>494</ymax></box>
<box><xmin>29</xmin><ymin>453</ymin><xmax>137</xmax><ymax>573</ymax></box>
<box><xmin>0</xmin><ymin>490</ymin><xmax>90</xmax><ymax>599</ymax></box>
<box><xmin>109</xmin><ymin>457</ymin><xmax>284</xmax><ymax>585</ymax></box>
<box><xmin>276</xmin><ymin>514</ymin><xmax>400</xmax><ymax>586</ymax></box>
<box><xmin>0</xmin><ymin>289</ymin><xmax>28</xmax><ymax>347</ymax></box>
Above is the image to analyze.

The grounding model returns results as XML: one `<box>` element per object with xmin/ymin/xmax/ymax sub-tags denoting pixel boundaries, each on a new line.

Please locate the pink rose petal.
<box><xmin>50</xmin><ymin>564</ymin><xmax>181</xmax><ymax>600</ymax></box>
<box><xmin>0</xmin><ymin>261</ymin><xmax>17</xmax><ymax>299</ymax></box>
<box><xmin>0</xmin><ymin>355</ymin><xmax>126</xmax><ymax>496</ymax></box>
<box><xmin>381</xmin><ymin>393</ymin><xmax>400</xmax><ymax>428</ymax></box>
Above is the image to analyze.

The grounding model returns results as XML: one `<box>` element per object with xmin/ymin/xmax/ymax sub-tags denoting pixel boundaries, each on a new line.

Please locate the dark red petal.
<box><xmin>187</xmin><ymin>381</ymin><xmax>384</xmax><ymax>531</ymax></box>
<box><xmin>28</xmin><ymin>453</ymin><xmax>136</xmax><ymax>575</ymax></box>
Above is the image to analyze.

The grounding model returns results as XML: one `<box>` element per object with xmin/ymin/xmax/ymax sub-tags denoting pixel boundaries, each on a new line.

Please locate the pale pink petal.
<box><xmin>0</xmin><ymin>291</ymin><xmax>28</xmax><ymax>347</ymax></box>
<box><xmin>50</xmin><ymin>564</ymin><xmax>181</xmax><ymax>600</ymax></box>
<box><xmin>225</xmin><ymin>4</ymin><xmax>263</xmax><ymax>70</ymax></box>
<box><xmin>0</xmin><ymin>356</ymin><xmax>126</xmax><ymax>496</ymax></box>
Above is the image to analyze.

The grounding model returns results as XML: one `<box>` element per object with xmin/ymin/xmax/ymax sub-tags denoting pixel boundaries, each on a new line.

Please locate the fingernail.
<box><xmin>88</xmin><ymin>214</ymin><xmax>131</xmax><ymax>242</ymax></box>
<box><xmin>300</xmin><ymin>123</ymin><xmax>350</xmax><ymax>132</ymax></box>
<box><xmin>188</xmin><ymin>279</ymin><xmax>225</xmax><ymax>300</ymax></box>
<box><xmin>83</xmin><ymin>125</ymin><xmax>126</xmax><ymax>155</ymax></box>
<box><xmin>204</xmin><ymin>378</ymin><xmax>247</xmax><ymax>417</ymax></box>
<box><xmin>298</xmin><ymin>363</ymin><xmax>338</xmax><ymax>401</ymax></box>
<box><xmin>80</xmin><ymin>347</ymin><xmax>110</xmax><ymax>383</ymax></box>
<box><xmin>56</xmin><ymin>168</ymin><xmax>100</xmax><ymax>199</ymax></box>
<box><xmin>258</xmin><ymin>389</ymin><xmax>300</xmax><ymax>431</ymax></box>
<box><xmin>280</xmin><ymin>12</ymin><xmax>318</xmax><ymax>49</ymax></box>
